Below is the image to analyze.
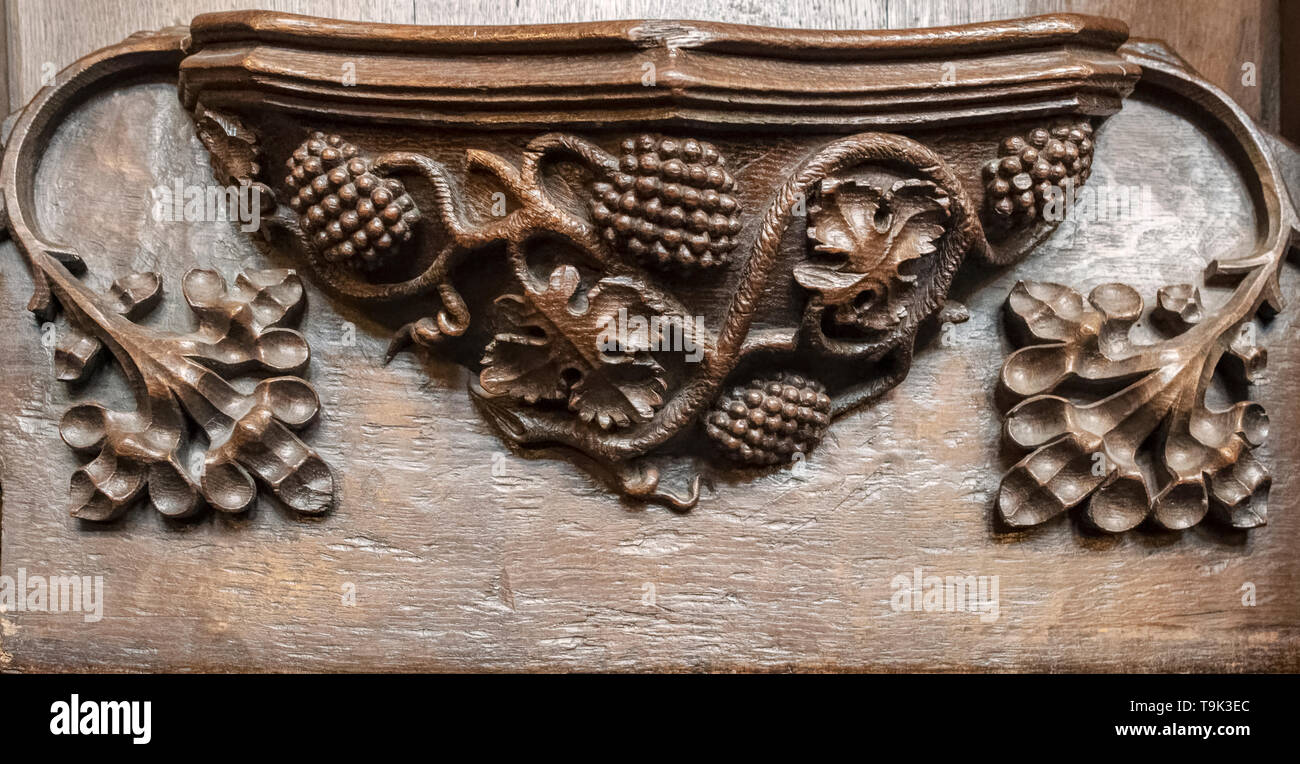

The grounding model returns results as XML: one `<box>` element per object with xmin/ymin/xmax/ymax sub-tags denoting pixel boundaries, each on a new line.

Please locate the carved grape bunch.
<box><xmin>706</xmin><ymin>373</ymin><xmax>833</xmax><ymax>465</ymax></box>
<box><xmin>286</xmin><ymin>132</ymin><xmax>421</xmax><ymax>271</ymax></box>
<box><xmin>590</xmin><ymin>134</ymin><xmax>743</xmax><ymax>271</ymax></box>
<box><xmin>983</xmin><ymin>120</ymin><xmax>1094</xmax><ymax>228</ymax></box>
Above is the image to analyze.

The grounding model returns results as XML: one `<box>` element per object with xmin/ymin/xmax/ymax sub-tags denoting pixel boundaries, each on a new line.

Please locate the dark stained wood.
<box><xmin>179</xmin><ymin>12</ymin><xmax>1136</xmax><ymax>130</ymax></box>
<box><xmin>1281</xmin><ymin>0</ymin><xmax>1300</xmax><ymax>144</ymax></box>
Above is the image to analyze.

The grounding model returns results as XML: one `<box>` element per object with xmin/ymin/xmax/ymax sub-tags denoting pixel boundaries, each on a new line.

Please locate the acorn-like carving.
<box><xmin>285</xmin><ymin>132</ymin><xmax>420</xmax><ymax>271</ymax></box>
<box><xmin>590</xmin><ymin>134</ymin><xmax>743</xmax><ymax>271</ymax></box>
<box><xmin>705</xmin><ymin>372</ymin><xmax>833</xmax><ymax>466</ymax></box>
<box><xmin>983</xmin><ymin>120</ymin><xmax>1094</xmax><ymax>228</ymax></box>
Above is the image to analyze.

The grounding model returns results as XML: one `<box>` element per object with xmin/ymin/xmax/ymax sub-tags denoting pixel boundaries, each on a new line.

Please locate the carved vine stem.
<box><xmin>265</xmin><ymin>128</ymin><xmax>980</xmax><ymax>505</ymax></box>
<box><xmin>474</xmin><ymin>132</ymin><xmax>983</xmax><ymax>462</ymax></box>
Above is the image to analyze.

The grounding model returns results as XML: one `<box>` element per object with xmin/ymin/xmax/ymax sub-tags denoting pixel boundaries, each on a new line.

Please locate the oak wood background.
<box><xmin>0</xmin><ymin>1</ymin><xmax>1297</xmax><ymax>672</ymax></box>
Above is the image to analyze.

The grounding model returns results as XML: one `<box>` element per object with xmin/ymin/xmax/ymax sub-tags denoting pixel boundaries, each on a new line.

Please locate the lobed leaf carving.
<box><xmin>998</xmin><ymin>279</ymin><xmax>1271</xmax><ymax>532</ymax></box>
<box><xmin>479</xmin><ymin>265</ymin><xmax>670</xmax><ymax>431</ymax></box>
<box><xmin>52</xmin><ymin>267</ymin><xmax>334</xmax><ymax>520</ymax></box>
<box><xmin>797</xmin><ymin>177</ymin><xmax>951</xmax><ymax>335</ymax></box>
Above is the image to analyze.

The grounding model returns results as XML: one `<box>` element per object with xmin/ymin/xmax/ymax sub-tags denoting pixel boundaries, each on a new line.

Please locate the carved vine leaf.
<box><xmin>797</xmin><ymin>177</ymin><xmax>950</xmax><ymax>333</ymax></box>
<box><xmin>997</xmin><ymin>280</ymin><xmax>1269</xmax><ymax>532</ymax></box>
<box><xmin>194</xmin><ymin>103</ymin><xmax>262</xmax><ymax>191</ymax></box>
<box><xmin>57</xmin><ymin>268</ymin><xmax>334</xmax><ymax>520</ymax></box>
<box><xmin>479</xmin><ymin>265</ymin><xmax>670</xmax><ymax>430</ymax></box>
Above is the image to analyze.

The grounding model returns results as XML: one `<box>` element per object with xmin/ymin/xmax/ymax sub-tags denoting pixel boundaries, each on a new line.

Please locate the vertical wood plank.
<box><xmin>1282</xmin><ymin>0</ymin><xmax>1299</xmax><ymax>144</ymax></box>
<box><xmin>890</xmin><ymin>0</ymin><xmax>1278</xmax><ymax>129</ymax></box>
<box><xmin>0</xmin><ymin>0</ymin><xmax>9</xmax><ymax>118</ymax></box>
<box><xmin>1074</xmin><ymin>0</ymin><xmax>1279</xmax><ymax>130</ymax></box>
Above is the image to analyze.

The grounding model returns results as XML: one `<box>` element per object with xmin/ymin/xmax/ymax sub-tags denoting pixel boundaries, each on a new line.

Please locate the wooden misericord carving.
<box><xmin>2</xmin><ymin>12</ymin><xmax>1296</xmax><ymax>534</ymax></box>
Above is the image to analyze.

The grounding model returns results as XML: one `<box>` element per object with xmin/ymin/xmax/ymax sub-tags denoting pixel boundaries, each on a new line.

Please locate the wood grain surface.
<box><xmin>2</xmin><ymin>59</ymin><xmax>1298</xmax><ymax>671</ymax></box>
<box><xmin>0</xmin><ymin>2</ymin><xmax>1296</xmax><ymax>673</ymax></box>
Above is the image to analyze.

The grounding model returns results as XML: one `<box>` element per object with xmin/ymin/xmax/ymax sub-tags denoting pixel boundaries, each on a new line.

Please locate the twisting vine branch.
<box><xmin>474</xmin><ymin>132</ymin><xmax>983</xmax><ymax>463</ymax></box>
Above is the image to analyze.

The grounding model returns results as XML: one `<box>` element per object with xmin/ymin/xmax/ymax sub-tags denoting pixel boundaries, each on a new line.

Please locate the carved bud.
<box><xmin>983</xmin><ymin>119</ymin><xmax>1094</xmax><ymax>229</ymax></box>
<box><xmin>285</xmin><ymin>132</ymin><xmax>421</xmax><ymax>271</ymax></box>
<box><xmin>590</xmin><ymin>134</ymin><xmax>743</xmax><ymax>272</ymax></box>
<box><xmin>706</xmin><ymin>372</ymin><xmax>832</xmax><ymax>466</ymax></box>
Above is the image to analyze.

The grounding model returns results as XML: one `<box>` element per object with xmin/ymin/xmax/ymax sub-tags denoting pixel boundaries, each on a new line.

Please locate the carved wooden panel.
<box><xmin>1</xmin><ymin>9</ymin><xmax>1297</xmax><ymax>672</ymax></box>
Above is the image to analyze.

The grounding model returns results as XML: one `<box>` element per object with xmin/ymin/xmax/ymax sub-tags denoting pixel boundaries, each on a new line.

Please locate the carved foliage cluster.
<box><xmin>998</xmin><ymin>280</ymin><xmax>1270</xmax><ymax>532</ymax></box>
<box><xmin>55</xmin><ymin>268</ymin><xmax>334</xmax><ymax>520</ymax></box>
<box><xmin>262</xmin><ymin>128</ymin><xmax>971</xmax><ymax>506</ymax></box>
<box><xmin>797</xmin><ymin>177</ymin><xmax>952</xmax><ymax>337</ymax></box>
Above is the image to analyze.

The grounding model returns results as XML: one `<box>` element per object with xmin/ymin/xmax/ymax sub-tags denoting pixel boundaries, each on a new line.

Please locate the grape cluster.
<box><xmin>285</xmin><ymin>132</ymin><xmax>420</xmax><ymax>271</ymax></box>
<box><xmin>705</xmin><ymin>372</ymin><xmax>833</xmax><ymax>466</ymax></box>
<box><xmin>590</xmin><ymin>134</ymin><xmax>743</xmax><ymax>271</ymax></box>
<box><xmin>983</xmin><ymin>120</ymin><xmax>1094</xmax><ymax>227</ymax></box>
